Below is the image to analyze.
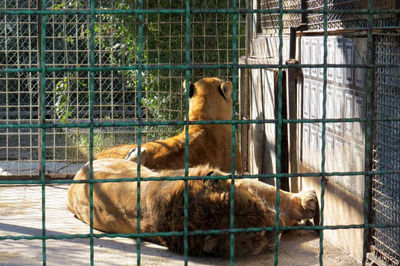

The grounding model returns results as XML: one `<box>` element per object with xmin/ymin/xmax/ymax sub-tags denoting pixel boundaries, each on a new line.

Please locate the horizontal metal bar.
<box><xmin>0</xmin><ymin>174</ymin><xmax>75</xmax><ymax>180</ymax></box>
<box><xmin>2</xmin><ymin>63</ymin><xmax>400</xmax><ymax>74</ymax></box>
<box><xmin>0</xmin><ymin>8</ymin><xmax>399</xmax><ymax>16</ymax></box>
<box><xmin>1</xmin><ymin>117</ymin><xmax>400</xmax><ymax>130</ymax></box>
<box><xmin>1</xmin><ymin>168</ymin><xmax>399</xmax><ymax>184</ymax></box>
<box><xmin>1</xmin><ymin>223</ymin><xmax>400</xmax><ymax>242</ymax></box>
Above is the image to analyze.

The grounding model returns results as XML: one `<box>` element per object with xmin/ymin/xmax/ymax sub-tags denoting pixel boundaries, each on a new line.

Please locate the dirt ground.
<box><xmin>0</xmin><ymin>185</ymin><xmax>360</xmax><ymax>266</ymax></box>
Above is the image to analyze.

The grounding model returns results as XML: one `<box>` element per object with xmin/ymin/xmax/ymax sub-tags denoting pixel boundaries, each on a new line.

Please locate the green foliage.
<box><xmin>52</xmin><ymin>0</ymin><xmax>246</xmax><ymax>153</ymax></box>
<box><xmin>76</xmin><ymin>133</ymin><xmax>116</xmax><ymax>158</ymax></box>
<box><xmin>55</xmin><ymin>77</ymin><xmax>73</xmax><ymax>123</ymax></box>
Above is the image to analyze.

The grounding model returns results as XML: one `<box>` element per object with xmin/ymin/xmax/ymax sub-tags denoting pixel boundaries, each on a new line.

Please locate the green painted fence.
<box><xmin>1</xmin><ymin>0</ymin><xmax>400</xmax><ymax>265</ymax></box>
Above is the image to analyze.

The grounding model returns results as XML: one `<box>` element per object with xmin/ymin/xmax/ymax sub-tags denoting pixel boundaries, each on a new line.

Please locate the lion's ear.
<box><xmin>220</xmin><ymin>81</ymin><xmax>232</xmax><ymax>98</ymax></box>
<box><xmin>206</xmin><ymin>171</ymin><xmax>218</xmax><ymax>176</ymax></box>
<box><xmin>203</xmin><ymin>235</ymin><xmax>219</xmax><ymax>254</ymax></box>
<box><xmin>182</xmin><ymin>80</ymin><xmax>195</xmax><ymax>98</ymax></box>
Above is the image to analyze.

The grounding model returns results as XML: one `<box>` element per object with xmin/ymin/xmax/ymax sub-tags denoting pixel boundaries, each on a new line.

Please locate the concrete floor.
<box><xmin>0</xmin><ymin>185</ymin><xmax>360</xmax><ymax>266</ymax></box>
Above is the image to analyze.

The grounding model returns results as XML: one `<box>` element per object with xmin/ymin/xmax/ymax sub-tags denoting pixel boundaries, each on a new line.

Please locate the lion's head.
<box><xmin>184</xmin><ymin>77</ymin><xmax>233</xmax><ymax>121</ymax></box>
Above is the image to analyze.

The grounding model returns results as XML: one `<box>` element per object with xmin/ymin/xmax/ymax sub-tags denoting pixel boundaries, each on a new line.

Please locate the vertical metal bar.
<box><xmin>39</xmin><ymin>0</ymin><xmax>47</xmax><ymax>264</ymax></box>
<box><xmin>29</xmin><ymin>7</ymin><xmax>34</xmax><ymax>175</ymax></box>
<box><xmin>289</xmin><ymin>27</ymin><xmax>296</xmax><ymax>59</ymax></box>
<box><xmin>4</xmin><ymin>4</ymin><xmax>9</xmax><ymax>174</ymax></box>
<box><xmin>184</xmin><ymin>0</ymin><xmax>191</xmax><ymax>264</ymax></box>
<box><xmin>319</xmin><ymin>0</ymin><xmax>329</xmax><ymax>264</ymax></box>
<box><xmin>240</xmin><ymin>0</ymin><xmax>252</xmax><ymax>173</ymax></box>
<box><xmin>274</xmin><ymin>0</ymin><xmax>284</xmax><ymax>264</ymax></box>
<box><xmin>89</xmin><ymin>0</ymin><xmax>95</xmax><ymax>265</ymax></box>
<box><xmin>16</xmin><ymin>12</ymin><xmax>21</xmax><ymax>175</ymax></box>
<box><xmin>37</xmin><ymin>0</ymin><xmax>42</xmax><ymax>189</ymax></box>
<box><xmin>300</xmin><ymin>0</ymin><xmax>307</xmax><ymax>24</ymax></box>
<box><xmin>396</xmin><ymin>1</ymin><xmax>400</xmax><ymax>23</ymax></box>
<box><xmin>136</xmin><ymin>0</ymin><xmax>144</xmax><ymax>264</ymax></box>
<box><xmin>363</xmin><ymin>0</ymin><xmax>374</xmax><ymax>264</ymax></box>
<box><xmin>230</xmin><ymin>0</ymin><xmax>238</xmax><ymax>264</ymax></box>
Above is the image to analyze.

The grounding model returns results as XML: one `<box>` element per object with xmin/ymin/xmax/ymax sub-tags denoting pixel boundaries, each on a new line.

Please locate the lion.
<box><xmin>67</xmin><ymin>159</ymin><xmax>318</xmax><ymax>257</ymax></box>
<box><xmin>94</xmin><ymin>77</ymin><xmax>243</xmax><ymax>173</ymax></box>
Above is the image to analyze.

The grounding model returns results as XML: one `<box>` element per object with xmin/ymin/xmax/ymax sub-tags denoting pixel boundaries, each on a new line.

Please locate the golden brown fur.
<box><xmin>94</xmin><ymin>77</ymin><xmax>243</xmax><ymax>173</ymax></box>
<box><xmin>67</xmin><ymin>159</ymin><xmax>318</xmax><ymax>257</ymax></box>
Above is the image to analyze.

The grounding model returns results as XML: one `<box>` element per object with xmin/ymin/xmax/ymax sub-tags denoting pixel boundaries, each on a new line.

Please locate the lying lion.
<box><xmin>95</xmin><ymin>77</ymin><xmax>243</xmax><ymax>173</ymax></box>
<box><xmin>67</xmin><ymin>159</ymin><xmax>318</xmax><ymax>257</ymax></box>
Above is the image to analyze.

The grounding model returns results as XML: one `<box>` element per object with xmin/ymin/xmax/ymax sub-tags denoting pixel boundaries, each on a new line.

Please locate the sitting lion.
<box><xmin>67</xmin><ymin>159</ymin><xmax>318</xmax><ymax>257</ymax></box>
<box><xmin>95</xmin><ymin>77</ymin><xmax>243</xmax><ymax>173</ymax></box>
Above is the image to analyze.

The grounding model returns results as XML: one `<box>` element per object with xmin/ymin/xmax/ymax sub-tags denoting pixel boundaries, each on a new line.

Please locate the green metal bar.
<box><xmin>363</xmin><ymin>0</ymin><xmax>375</xmax><ymax>264</ymax></box>
<box><xmin>3</xmin><ymin>63</ymin><xmax>400</xmax><ymax>75</ymax></box>
<box><xmin>88</xmin><ymin>0</ymin><xmax>96</xmax><ymax>264</ymax></box>
<box><xmin>136</xmin><ymin>0</ymin><xmax>144</xmax><ymax>264</ymax></box>
<box><xmin>183</xmin><ymin>0</ymin><xmax>191</xmax><ymax>264</ymax></box>
<box><xmin>3</xmin><ymin>117</ymin><xmax>400</xmax><ymax>130</ymax></box>
<box><xmin>1</xmin><ymin>8</ymin><xmax>400</xmax><ymax>16</ymax></box>
<box><xmin>229</xmin><ymin>0</ymin><xmax>238</xmax><ymax>264</ymax></box>
<box><xmin>39</xmin><ymin>0</ymin><xmax>47</xmax><ymax>264</ymax></box>
<box><xmin>2</xmin><ymin>223</ymin><xmax>400</xmax><ymax>242</ymax></box>
<box><xmin>4</xmin><ymin>168</ymin><xmax>400</xmax><ymax>186</ymax></box>
<box><xmin>319</xmin><ymin>0</ymin><xmax>329</xmax><ymax>264</ymax></box>
<box><xmin>273</xmin><ymin>0</ymin><xmax>284</xmax><ymax>265</ymax></box>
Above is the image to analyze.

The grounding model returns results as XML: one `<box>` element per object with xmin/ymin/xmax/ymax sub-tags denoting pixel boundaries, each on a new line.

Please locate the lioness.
<box><xmin>67</xmin><ymin>159</ymin><xmax>318</xmax><ymax>257</ymax></box>
<box><xmin>95</xmin><ymin>77</ymin><xmax>243</xmax><ymax>173</ymax></box>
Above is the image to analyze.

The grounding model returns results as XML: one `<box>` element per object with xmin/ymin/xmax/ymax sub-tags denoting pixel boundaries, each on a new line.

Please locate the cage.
<box><xmin>1</xmin><ymin>0</ymin><xmax>399</xmax><ymax>265</ymax></box>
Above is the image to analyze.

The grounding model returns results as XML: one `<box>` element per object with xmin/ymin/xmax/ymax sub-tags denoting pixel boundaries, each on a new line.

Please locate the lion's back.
<box><xmin>147</xmin><ymin>177</ymin><xmax>271</xmax><ymax>256</ymax></box>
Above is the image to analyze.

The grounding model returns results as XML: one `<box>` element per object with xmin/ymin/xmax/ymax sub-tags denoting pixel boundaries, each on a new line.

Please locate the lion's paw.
<box><xmin>297</xmin><ymin>190</ymin><xmax>318</xmax><ymax>220</ymax></box>
<box><xmin>125</xmin><ymin>147</ymin><xmax>146</xmax><ymax>161</ymax></box>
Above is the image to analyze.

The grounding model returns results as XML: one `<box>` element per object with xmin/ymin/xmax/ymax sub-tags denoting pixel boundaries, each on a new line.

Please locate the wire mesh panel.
<box><xmin>0</xmin><ymin>0</ymin><xmax>39</xmax><ymax>176</ymax></box>
<box><xmin>372</xmin><ymin>34</ymin><xmax>400</xmax><ymax>265</ymax></box>
<box><xmin>260</xmin><ymin>0</ymin><xmax>301</xmax><ymax>34</ymax></box>
<box><xmin>306</xmin><ymin>0</ymin><xmax>365</xmax><ymax>30</ymax></box>
<box><xmin>0</xmin><ymin>0</ymin><xmax>247</xmax><ymax>176</ymax></box>
<box><xmin>0</xmin><ymin>0</ymin><xmax>249</xmax><ymax>264</ymax></box>
<box><xmin>259</xmin><ymin>0</ymin><xmax>400</xmax><ymax>34</ymax></box>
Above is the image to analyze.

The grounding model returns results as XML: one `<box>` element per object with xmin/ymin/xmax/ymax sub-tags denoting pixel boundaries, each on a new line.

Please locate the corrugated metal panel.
<box><xmin>299</xmin><ymin>36</ymin><xmax>366</xmax><ymax>199</ymax></box>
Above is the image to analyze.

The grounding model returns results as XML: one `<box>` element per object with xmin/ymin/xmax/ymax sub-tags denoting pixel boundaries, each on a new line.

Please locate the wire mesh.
<box><xmin>0</xmin><ymin>0</ymin><xmax>247</xmax><ymax>176</ymax></box>
<box><xmin>259</xmin><ymin>0</ymin><xmax>400</xmax><ymax>34</ymax></box>
<box><xmin>260</xmin><ymin>0</ymin><xmax>301</xmax><ymax>34</ymax></box>
<box><xmin>372</xmin><ymin>34</ymin><xmax>400</xmax><ymax>265</ymax></box>
<box><xmin>0</xmin><ymin>0</ymin><xmax>246</xmax><ymax>265</ymax></box>
<box><xmin>0</xmin><ymin>1</ymin><xmax>40</xmax><ymax>176</ymax></box>
<box><xmin>0</xmin><ymin>0</ymin><xmax>400</xmax><ymax>265</ymax></box>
